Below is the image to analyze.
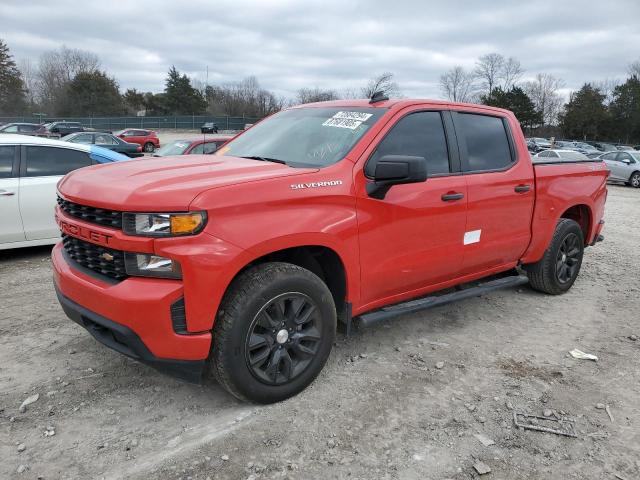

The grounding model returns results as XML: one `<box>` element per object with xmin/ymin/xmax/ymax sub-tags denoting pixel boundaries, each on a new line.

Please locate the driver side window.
<box><xmin>365</xmin><ymin>111</ymin><xmax>450</xmax><ymax>178</ymax></box>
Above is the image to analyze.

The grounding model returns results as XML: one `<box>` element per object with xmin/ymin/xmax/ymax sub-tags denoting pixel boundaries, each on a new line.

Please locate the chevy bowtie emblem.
<box><xmin>100</xmin><ymin>252</ymin><xmax>114</xmax><ymax>262</ymax></box>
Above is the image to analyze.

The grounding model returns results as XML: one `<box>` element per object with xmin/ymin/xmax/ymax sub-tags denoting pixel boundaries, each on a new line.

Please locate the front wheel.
<box><xmin>210</xmin><ymin>262</ymin><xmax>336</xmax><ymax>403</ymax></box>
<box><xmin>525</xmin><ymin>218</ymin><xmax>584</xmax><ymax>295</ymax></box>
<box><xmin>629</xmin><ymin>172</ymin><xmax>640</xmax><ymax>188</ymax></box>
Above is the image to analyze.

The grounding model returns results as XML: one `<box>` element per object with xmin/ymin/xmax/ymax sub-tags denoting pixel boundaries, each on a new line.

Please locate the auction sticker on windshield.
<box><xmin>322</xmin><ymin>111</ymin><xmax>373</xmax><ymax>130</ymax></box>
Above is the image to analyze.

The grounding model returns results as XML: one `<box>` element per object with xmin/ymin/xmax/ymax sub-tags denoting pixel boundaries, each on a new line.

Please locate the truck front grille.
<box><xmin>62</xmin><ymin>234</ymin><xmax>128</xmax><ymax>280</ymax></box>
<box><xmin>57</xmin><ymin>196</ymin><xmax>123</xmax><ymax>229</ymax></box>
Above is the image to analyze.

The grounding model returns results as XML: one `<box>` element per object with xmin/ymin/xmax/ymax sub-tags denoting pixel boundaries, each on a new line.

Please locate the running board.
<box><xmin>356</xmin><ymin>275</ymin><xmax>529</xmax><ymax>329</ymax></box>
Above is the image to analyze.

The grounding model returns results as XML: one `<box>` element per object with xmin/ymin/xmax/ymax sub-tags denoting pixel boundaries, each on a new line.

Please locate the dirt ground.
<box><xmin>1</xmin><ymin>184</ymin><xmax>639</xmax><ymax>480</ymax></box>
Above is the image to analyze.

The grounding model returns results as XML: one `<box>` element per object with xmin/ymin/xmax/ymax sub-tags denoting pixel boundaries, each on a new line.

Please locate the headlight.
<box><xmin>123</xmin><ymin>212</ymin><xmax>206</xmax><ymax>237</ymax></box>
<box><xmin>124</xmin><ymin>253</ymin><xmax>182</xmax><ymax>279</ymax></box>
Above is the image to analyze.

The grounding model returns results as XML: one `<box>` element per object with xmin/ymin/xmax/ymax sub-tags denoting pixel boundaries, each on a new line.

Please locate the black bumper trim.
<box><xmin>55</xmin><ymin>286</ymin><xmax>206</xmax><ymax>384</ymax></box>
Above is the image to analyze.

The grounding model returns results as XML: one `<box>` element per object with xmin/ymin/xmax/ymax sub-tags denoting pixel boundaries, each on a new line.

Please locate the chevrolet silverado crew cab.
<box><xmin>53</xmin><ymin>97</ymin><xmax>608</xmax><ymax>403</ymax></box>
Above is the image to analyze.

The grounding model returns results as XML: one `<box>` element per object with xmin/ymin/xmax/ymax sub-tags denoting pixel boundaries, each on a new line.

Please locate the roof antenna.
<box><xmin>369</xmin><ymin>91</ymin><xmax>389</xmax><ymax>104</ymax></box>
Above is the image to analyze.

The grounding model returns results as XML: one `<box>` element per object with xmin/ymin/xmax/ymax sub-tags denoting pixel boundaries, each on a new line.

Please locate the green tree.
<box><xmin>60</xmin><ymin>70</ymin><xmax>122</xmax><ymax>116</ymax></box>
<box><xmin>123</xmin><ymin>88</ymin><xmax>145</xmax><ymax>114</ymax></box>
<box><xmin>609</xmin><ymin>76</ymin><xmax>640</xmax><ymax>144</ymax></box>
<box><xmin>0</xmin><ymin>39</ymin><xmax>26</xmax><ymax>115</ymax></box>
<box><xmin>559</xmin><ymin>84</ymin><xmax>609</xmax><ymax>140</ymax></box>
<box><xmin>164</xmin><ymin>66</ymin><xmax>206</xmax><ymax>114</ymax></box>
<box><xmin>481</xmin><ymin>86</ymin><xmax>542</xmax><ymax>130</ymax></box>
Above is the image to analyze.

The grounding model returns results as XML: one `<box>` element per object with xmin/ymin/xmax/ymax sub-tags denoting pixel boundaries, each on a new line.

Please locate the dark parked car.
<box><xmin>201</xmin><ymin>122</ymin><xmax>219</xmax><ymax>134</ymax></box>
<box><xmin>153</xmin><ymin>136</ymin><xmax>233</xmax><ymax>157</ymax></box>
<box><xmin>46</xmin><ymin>121</ymin><xmax>84</xmax><ymax>137</ymax></box>
<box><xmin>63</xmin><ymin>132</ymin><xmax>143</xmax><ymax>158</ymax></box>
<box><xmin>0</xmin><ymin>122</ymin><xmax>47</xmax><ymax>136</ymax></box>
<box><xmin>588</xmin><ymin>141</ymin><xmax>617</xmax><ymax>152</ymax></box>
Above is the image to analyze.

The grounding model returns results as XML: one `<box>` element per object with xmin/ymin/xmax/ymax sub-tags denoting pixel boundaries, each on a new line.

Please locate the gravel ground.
<box><xmin>1</xmin><ymin>184</ymin><xmax>639</xmax><ymax>480</ymax></box>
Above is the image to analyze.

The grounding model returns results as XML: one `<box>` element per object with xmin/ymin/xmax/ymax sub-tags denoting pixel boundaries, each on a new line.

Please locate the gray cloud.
<box><xmin>2</xmin><ymin>0</ymin><xmax>639</xmax><ymax>99</ymax></box>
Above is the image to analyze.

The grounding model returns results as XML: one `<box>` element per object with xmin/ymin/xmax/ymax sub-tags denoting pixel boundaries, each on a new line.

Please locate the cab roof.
<box><xmin>292</xmin><ymin>98</ymin><xmax>514</xmax><ymax>116</ymax></box>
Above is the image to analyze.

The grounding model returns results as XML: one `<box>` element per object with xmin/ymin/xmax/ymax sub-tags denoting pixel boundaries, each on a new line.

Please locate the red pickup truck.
<box><xmin>52</xmin><ymin>97</ymin><xmax>607</xmax><ymax>403</ymax></box>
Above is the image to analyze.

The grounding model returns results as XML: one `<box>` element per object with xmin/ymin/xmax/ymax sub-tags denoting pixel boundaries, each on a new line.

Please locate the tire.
<box><xmin>525</xmin><ymin>218</ymin><xmax>584</xmax><ymax>295</ymax></box>
<box><xmin>210</xmin><ymin>262</ymin><xmax>336</xmax><ymax>403</ymax></box>
<box><xmin>143</xmin><ymin>142</ymin><xmax>155</xmax><ymax>153</ymax></box>
<box><xmin>629</xmin><ymin>172</ymin><xmax>640</xmax><ymax>188</ymax></box>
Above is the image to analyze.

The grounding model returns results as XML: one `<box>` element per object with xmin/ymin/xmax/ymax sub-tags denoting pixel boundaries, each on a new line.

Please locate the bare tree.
<box><xmin>18</xmin><ymin>58</ymin><xmax>38</xmax><ymax>107</ymax></box>
<box><xmin>522</xmin><ymin>73</ymin><xmax>565</xmax><ymax>126</ymax></box>
<box><xmin>475</xmin><ymin>53</ymin><xmax>505</xmax><ymax>96</ymax></box>
<box><xmin>36</xmin><ymin>46</ymin><xmax>100</xmax><ymax>113</ymax></box>
<box><xmin>628</xmin><ymin>60</ymin><xmax>640</xmax><ymax>78</ymax></box>
<box><xmin>295</xmin><ymin>87</ymin><xmax>339</xmax><ymax>105</ymax></box>
<box><xmin>439</xmin><ymin>66</ymin><xmax>476</xmax><ymax>103</ymax></box>
<box><xmin>501</xmin><ymin>57</ymin><xmax>524</xmax><ymax>91</ymax></box>
<box><xmin>361</xmin><ymin>72</ymin><xmax>400</xmax><ymax>98</ymax></box>
<box><xmin>593</xmin><ymin>78</ymin><xmax>621</xmax><ymax>105</ymax></box>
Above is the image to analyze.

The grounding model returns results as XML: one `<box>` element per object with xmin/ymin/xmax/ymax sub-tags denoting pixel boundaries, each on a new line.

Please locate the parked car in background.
<box><xmin>0</xmin><ymin>122</ymin><xmax>48</xmax><ymax>136</ymax></box>
<box><xmin>533</xmin><ymin>149</ymin><xmax>589</xmax><ymax>161</ymax></box>
<box><xmin>586</xmin><ymin>152</ymin><xmax>604</xmax><ymax>159</ymax></box>
<box><xmin>588</xmin><ymin>141</ymin><xmax>617</xmax><ymax>152</ymax></box>
<box><xmin>63</xmin><ymin>132</ymin><xmax>143</xmax><ymax>158</ymax></box>
<box><xmin>153</xmin><ymin>135</ymin><xmax>234</xmax><ymax>157</ymax></box>
<box><xmin>599</xmin><ymin>150</ymin><xmax>640</xmax><ymax>187</ymax></box>
<box><xmin>114</xmin><ymin>129</ymin><xmax>160</xmax><ymax>152</ymax></box>
<box><xmin>528</xmin><ymin>137</ymin><xmax>552</xmax><ymax>151</ymax></box>
<box><xmin>45</xmin><ymin>121</ymin><xmax>84</xmax><ymax>137</ymax></box>
<box><xmin>615</xmin><ymin>145</ymin><xmax>636</xmax><ymax>151</ymax></box>
<box><xmin>573</xmin><ymin>141</ymin><xmax>600</xmax><ymax>154</ymax></box>
<box><xmin>0</xmin><ymin>134</ymin><xmax>129</xmax><ymax>250</ymax></box>
<box><xmin>553</xmin><ymin>141</ymin><xmax>592</xmax><ymax>155</ymax></box>
<box><xmin>201</xmin><ymin>122</ymin><xmax>219</xmax><ymax>134</ymax></box>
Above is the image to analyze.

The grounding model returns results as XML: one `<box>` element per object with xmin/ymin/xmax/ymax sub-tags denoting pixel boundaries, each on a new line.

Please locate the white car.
<box><xmin>532</xmin><ymin>149</ymin><xmax>589</xmax><ymax>162</ymax></box>
<box><xmin>0</xmin><ymin>134</ymin><xmax>129</xmax><ymax>250</ymax></box>
<box><xmin>599</xmin><ymin>150</ymin><xmax>640</xmax><ymax>187</ymax></box>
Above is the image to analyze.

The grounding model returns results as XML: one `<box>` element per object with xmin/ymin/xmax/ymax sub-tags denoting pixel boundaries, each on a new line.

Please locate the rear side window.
<box><xmin>366</xmin><ymin>111</ymin><xmax>450</xmax><ymax>177</ymax></box>
<box><xmin>0</xmin><ymin>146</ymin><xmax>16</xmax><ymax>178</ymax></box>
<box><xmin>457</xmin><ymin>113</ymin><xmax>513</xmax><ymax>172</ymax></box>
<box><xmin>25</xmin><ymin>146</ymin><xmax>92</xmax><ymax>176</ymax></box>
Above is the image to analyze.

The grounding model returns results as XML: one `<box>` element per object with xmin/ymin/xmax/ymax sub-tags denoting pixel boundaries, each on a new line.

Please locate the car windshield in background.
<box><xmin>220</xmin><ymin>107</ymin><xmax>386</xmax><ymax>168</ymax></box>
<box><xmin>155</xmin><ymin>141</ymin><xmax>191</xmax><ymax>156</ymax></box>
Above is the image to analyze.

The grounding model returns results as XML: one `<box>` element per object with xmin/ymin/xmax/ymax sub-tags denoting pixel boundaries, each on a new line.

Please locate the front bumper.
<box><xmin>55</xmin><ymin>286</ymin><xmax>206</xmax><ymax>383</ymax></box>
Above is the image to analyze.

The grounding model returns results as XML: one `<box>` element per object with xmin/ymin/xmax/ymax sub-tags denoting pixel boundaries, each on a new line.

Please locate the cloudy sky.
<box><xmin>2</xmin><ymin>0</ymin><xmax>639</xmax><ymax>100</ymax></box>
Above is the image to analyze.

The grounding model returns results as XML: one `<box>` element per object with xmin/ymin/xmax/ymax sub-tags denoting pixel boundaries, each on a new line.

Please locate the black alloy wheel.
<box><xmin>246</xmin><ymin>292</ymin><xmax>322</xmax><ymax>385</ymax></box>
<box><xmin>555</xmin><ymin>233</ymin><xmax>581</xmax><ymax>284</ymax></box>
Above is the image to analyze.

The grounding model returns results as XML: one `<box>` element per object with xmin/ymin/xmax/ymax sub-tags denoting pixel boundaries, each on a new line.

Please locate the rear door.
<box><xmin>356</xmin><ymin>108</ymin><xmax>469</xmax><ymax>306</ymax></box>
<box><xmin>19</xmin><ymin>146</ymin><xmax>92</xmax><ymax>240</ymax></box>
<box><xmin>0</xmin><ymin>145</ymin><xmax>24</xmax><ymax>244</ymax></box>
<box><xmin>452</xmin><ymin>111</ymin><xmax>535</xmax><ymax>275</ymax></box>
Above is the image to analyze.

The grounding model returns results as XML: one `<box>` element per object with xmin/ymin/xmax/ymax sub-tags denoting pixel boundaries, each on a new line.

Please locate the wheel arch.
<box><xmin>221</xmin><ymin>242</ymin><xmax>351</xmax><ymax>323</ymax></box>
<box><xmin>559</xmin><ymin>203</ymin><xmax>592</xmax><ymax>244</ymax></box>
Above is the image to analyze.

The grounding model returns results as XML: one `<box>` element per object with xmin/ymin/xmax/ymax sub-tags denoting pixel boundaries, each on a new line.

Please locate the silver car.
<box><xmin>600</xmin><ymin>151</ymin><xmax>640</xmax><ymax>187</ymax></box>
<box><xmin>533</xmin><ymin>149</ymin><xmax>589</xmax><ymax>162</ymax></box>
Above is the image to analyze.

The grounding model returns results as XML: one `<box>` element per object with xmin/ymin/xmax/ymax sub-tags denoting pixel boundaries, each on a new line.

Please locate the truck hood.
<box><xmin>58</xmin><ymin>155</ymin><xmax>316</xmax><ymax>210</ymax></box>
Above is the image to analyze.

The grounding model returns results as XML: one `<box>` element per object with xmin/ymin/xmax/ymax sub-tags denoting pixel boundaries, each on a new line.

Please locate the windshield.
<box><xmin>155</xmin><ymin>140</ymin><xmax>191</xmax><ymax>156</ymax></box>
<box><xmin>220</xmin><ymin>107</ymin><xmax>386</xmax><ymax>168</ymax></box>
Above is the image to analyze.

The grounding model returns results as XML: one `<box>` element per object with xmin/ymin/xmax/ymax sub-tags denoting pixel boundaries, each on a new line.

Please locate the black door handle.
<box><xmin>441</xmin><ymin>192</ymin><xmax>464</xmax><ymax>201</ymax></box>
<box><xmin>514</xmin><ymin>184</ymin><xmax>531</xmax><ymax>193</ymax></box>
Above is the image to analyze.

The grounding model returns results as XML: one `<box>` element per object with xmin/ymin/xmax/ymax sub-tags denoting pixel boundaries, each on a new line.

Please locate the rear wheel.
<box><xmin>629</xmin><ymin>172</ymin><xmax>640</xmax><ymax>188</ymax></box>
<box><xmin>143</xmin><ymin>142</ymin><xmax>155</xmax><ymax>153</ymax></box>
<box><xmin>525</xmin><ymin>218</ymin><xmax>584</xmax><ymax>295</ymax></box>
<box><xmin>210</xmin><ymin>262</ymin><xmax>336</xmax><ymax>403</ymax></box>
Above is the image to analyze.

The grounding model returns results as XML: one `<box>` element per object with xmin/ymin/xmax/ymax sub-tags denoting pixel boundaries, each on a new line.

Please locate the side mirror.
<box><xmin>366</xmin><ymin>155</ymin><xmax>428</xmax><ymax>199</ymax></box>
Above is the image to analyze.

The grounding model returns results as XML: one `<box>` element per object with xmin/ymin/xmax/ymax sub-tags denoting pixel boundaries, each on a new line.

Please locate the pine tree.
<box><xmin>0</xmin><ymin>39</ymin><xmax>27</xmax><ymax>115</ymax></box>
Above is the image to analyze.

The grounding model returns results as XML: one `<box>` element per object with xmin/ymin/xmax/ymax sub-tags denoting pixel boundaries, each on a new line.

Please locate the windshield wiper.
<box><xmin>239</xmin><ymin>155</ymin><xmax>287</xmax><ymax>165</ymax></box>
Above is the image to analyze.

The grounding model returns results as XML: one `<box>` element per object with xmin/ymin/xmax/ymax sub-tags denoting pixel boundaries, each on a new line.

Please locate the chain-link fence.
<box><xmin>0</xmin><ymin>115</ymin><xmax>261</xmax><ymax>131</ymax></box>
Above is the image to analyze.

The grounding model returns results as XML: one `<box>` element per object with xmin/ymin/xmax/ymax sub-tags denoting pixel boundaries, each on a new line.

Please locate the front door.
<box><xmin>0</xmin><ymin>145</ymin><xmax>24</xmax><ymax>244</ymax></box>
<box><xmin>355</xmin><ymin>109</ymin><xmax>468</xmax><ymax>308</ymax></box>
<box><xmin>601</xmin><ymin>152</ymin><xmax>624</xmax><ymax>181</ymax></box>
